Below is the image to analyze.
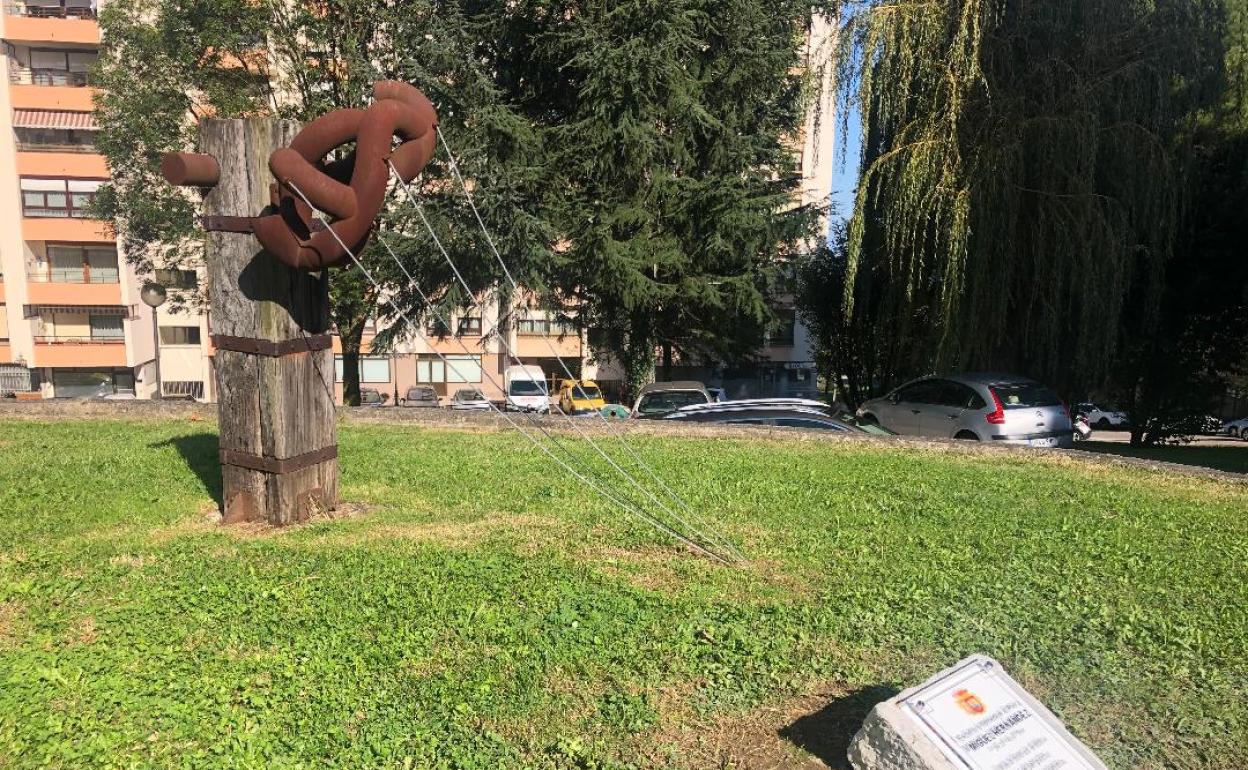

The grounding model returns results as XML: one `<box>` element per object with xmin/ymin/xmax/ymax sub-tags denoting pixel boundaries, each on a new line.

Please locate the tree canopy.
<box><xmin>92</xmin><ymin>0</ymin><xmax>546</xmax><ymax>404</ymax></box>
<box><xmin>487</xmin><ymin>0</ymin><xmax>834</xmax><ymax>396</ymax></box>
<box><xmin>835</xmin><ymin>0</ymin><xmax>1227</xmax><ymax>396</ymax></box>
<box><xmin>94</xmin><ymin>0</ymin><xmax>838</xmax><ymax>403</ymax></box>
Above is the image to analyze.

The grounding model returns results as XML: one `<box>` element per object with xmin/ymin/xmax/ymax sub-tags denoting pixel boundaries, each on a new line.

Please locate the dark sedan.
<box><xmin>662</xmin><ymin>401</ymin><xmax>894</xmax><ymax>435</ymax></box>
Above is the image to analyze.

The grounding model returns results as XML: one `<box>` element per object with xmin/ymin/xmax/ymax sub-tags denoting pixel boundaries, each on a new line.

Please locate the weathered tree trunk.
<box><xmin>661</xmin><ymin>341</ymin><xmax>673</xmax><ymax>382</ymax></box>
<box><xmin>340</xmin><ymin>316</ymin><xmax>366</xmax><ymax>407</ymax></box>
<box><xmin>203</xmin><ymin>118</ymin><xmax>339</xmax><ymax>525</ymax></box>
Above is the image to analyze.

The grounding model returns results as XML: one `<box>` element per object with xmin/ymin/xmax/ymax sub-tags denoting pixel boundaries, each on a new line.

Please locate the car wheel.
<box><xmin>954</xmin><ymin>430</ymin><xmax>980</xmax><ymax>441</ymax></box>
<box><xmin>1095</xmin><ymin>418</ymin><xmax>1111</xmax><ymax>429</ymax></box>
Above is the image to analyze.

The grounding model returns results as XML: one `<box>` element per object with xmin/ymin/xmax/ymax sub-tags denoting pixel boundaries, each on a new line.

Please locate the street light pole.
<box><xmin>140</xmin><ymin>282</ymin><xmax>168</xmax><ymax>400</ymax></box>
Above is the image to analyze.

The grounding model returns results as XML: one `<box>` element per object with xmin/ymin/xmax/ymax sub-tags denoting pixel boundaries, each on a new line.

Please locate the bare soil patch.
<box><xmin>645</xmin><ymin>682</ymin><xmax>892</xmax><ymax>770</ymax></box>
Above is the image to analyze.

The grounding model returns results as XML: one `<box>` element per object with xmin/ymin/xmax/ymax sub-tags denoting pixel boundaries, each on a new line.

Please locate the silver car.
<box><xmin>857</xmin><ymin>373</ymin><xmax>1073</xmax><ymax>448</ymax></box>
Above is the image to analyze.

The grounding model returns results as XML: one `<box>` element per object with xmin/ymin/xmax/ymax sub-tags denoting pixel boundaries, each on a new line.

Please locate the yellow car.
<box><xmin>558</xmin><ymin>379</ymin><xmax>606</xmax><ymax>415</ymax></box>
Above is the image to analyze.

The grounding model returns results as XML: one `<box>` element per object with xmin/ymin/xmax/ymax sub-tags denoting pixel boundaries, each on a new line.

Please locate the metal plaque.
<box><xmin>902</xmin><ymin>657</ymin><xmax>1104</xmax><ymax>770</ymax></box>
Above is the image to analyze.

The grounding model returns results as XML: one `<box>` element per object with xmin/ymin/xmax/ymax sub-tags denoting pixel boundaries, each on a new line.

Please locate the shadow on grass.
<box><xmin>151</xmin><ymin>433</ymin><xmax>223</xmax><ymax>510</ymax></box>
<box><xmin>1075</xmin><ymin>440</ymin><xmax>1248</xmax><ymax>474</ymax></box>
<box><xmin>779</xmin><ymin>685</ymin><xmax>898</xmax><ymax>769</ymax></box>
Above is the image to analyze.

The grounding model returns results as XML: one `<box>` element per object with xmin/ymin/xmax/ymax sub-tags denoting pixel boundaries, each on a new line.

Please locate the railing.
<box><xmin>34</xmin><ymin>336</ymin><xmax>124</xmax><ymax>344</ymax></box>
<box><xmin>16</xmin><ymin>140</ymin><xmax>97</xmax><ymax>153</ymax></box>
<box><xmin>0</xmin><ymin>367</ymin><xmax>35</xmax><ymax>394</ymax></box>
<box><xmin>516</xmin><ymin>319</ymin><xmax>578</xmax><ymax>336</ymax></box>
<box><xmin>28</xmin><ymin>267</ymin><xmax>120</xmax><ymax>283</ymax></box>
<box><xmin>8</xmin><ymin>69</ymin><xmax>91</xmax><ymax>87</ymax></box>
<box><xmin>4</xmin><ymin>3</ymin><xmax>97</xmax><ymax>19</ymax></box>
<box><xmin>163</xmin><ymin>381</ymin><xmax>205</xmax><ymax>400</ymax></box>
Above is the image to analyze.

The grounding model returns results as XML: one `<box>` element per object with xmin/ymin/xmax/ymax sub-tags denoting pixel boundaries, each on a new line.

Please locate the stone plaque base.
<box><xmin>848</xmin><ymin>655</ymin><xmax>1108</xmax><ymax>770</ymax></box>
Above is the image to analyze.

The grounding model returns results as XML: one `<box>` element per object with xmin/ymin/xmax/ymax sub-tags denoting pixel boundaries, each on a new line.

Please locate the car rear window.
<box><xmin>637</xmin><ymin>391</ymin><xmax>708</xmax><ymax>416</ymax></box>
<box><xmin>992</xmin><ymin>384</ymin><xmax>1062</xmax><ymax>409</ymax></box>
<box><xmin>572</xmin><ymin>387</ymin><xmax>602</xmax><ymax>400</ymax></box>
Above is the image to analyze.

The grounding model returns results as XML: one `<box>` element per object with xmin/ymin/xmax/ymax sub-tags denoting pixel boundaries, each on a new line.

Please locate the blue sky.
<box><xmin>828</xmin><ymin>104</ymin><xmax>862</xmax><ymax>230</ymax></box>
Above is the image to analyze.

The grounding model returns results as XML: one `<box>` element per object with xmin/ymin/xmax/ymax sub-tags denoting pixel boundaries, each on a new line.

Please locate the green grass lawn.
<box><xmin>0</xmin><ymin>418</ymin><xmax>1245</xmax><ymax>770</ymax></box>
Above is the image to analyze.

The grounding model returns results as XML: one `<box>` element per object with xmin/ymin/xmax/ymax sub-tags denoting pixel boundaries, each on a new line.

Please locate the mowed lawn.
<box><xmin>0</xmin><ymin>418</ymin><xmax>1245</xmax><ymax>770</ymax></box>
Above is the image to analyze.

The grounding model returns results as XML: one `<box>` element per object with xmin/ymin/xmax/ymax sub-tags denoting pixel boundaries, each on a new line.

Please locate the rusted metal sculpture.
<box><xmin>158</xmin><ymin>81</ymin><xmax>437</xmax><ymax>525</ymax></box>
<box><xmin>164</xmin><ymin>80</ymin><xmax>438</xmax><ymax>270</ymax></box>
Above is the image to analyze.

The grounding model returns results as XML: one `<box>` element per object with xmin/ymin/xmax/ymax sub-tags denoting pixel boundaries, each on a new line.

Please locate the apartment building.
<box><xmin>0</xmin><ymin>1</ymin><xmax>213</xmax><ymax>400</ymax></box>
<box><xmin>335</xmin><ymin>300</ymin><xmax>590</xmax><ymax>404</ymax></box>
<box><xmin>0</xmin><ymin>4</ymin><xmax>831</xmax><ymax>405</ymax></box>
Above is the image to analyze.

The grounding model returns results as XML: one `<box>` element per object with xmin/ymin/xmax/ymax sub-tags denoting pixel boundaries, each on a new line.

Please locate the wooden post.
<box><xmin>201</xmin><ymin>118</ymin><xmax>339</xmax><ymax>525</ymax></box>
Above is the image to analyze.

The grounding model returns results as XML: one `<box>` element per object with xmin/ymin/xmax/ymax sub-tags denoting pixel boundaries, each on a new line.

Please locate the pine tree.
<box><xmin>483</xmin><ymin>0</ymin><xmax>835</xmax><ymax>399</ymax></box>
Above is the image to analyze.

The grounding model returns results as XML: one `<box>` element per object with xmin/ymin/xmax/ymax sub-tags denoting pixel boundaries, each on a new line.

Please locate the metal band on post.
<box><xmin>220</xmin><ymin>446</ymin><xmax>339</xmax><ymax>475</ymax></box>
<box><xmin>210</xmin><ymin>334</ymin><xmax>333</xmax><ymax>357</ymax></box>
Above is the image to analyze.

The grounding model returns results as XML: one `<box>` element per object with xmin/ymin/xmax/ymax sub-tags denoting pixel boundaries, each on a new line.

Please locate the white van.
<box><xmin>504</xmin><ymin>365</ymin><xmax>549</xmax><ymax>413</ymax></box>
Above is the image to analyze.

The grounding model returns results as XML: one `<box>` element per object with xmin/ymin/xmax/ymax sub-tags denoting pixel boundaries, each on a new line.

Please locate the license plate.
<box><xmin>1029</xmin><ymin>437</ymin><xmax>1058</xmax><ymax>448</ymax></box>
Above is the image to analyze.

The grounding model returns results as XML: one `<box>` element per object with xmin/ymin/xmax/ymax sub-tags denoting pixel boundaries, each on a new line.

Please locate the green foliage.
<box><xmin>91</xmin><ymin>1</ymin><xmax>547</xmax><ymax>404</ymax></box>
<box><xmin>488</xmin><ymin>0</ymin><xmax>835</xmax><ymax>398</ymax></box>
<box><xmin>838</xmin><ymin>0</ymin><xmax>1227</xmax><ymax>394</ymax></box>
<box><xmin>1</xmin><ymin>417</ymin><xmax>1246</xmax><ymax>768</ymax></box>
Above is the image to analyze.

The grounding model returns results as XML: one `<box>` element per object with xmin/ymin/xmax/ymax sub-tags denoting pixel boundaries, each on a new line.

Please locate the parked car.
<box><xmin>664</xmin><ymin>401</ymin><xmax>894</xmax><ymax>435</ymax></box>
<box><xmin>857</xmin><ymin>373</ymin><xmax>1074</xmax><ymax>448</ymax></box>
<box><xmin>359</xmin><ymin>388</ymin><xmax>389</xmax><ymax>407</ymax></box>
<box><xmin>505</xmin><ymin>365</ymin><xmax>550</xmax><ymax>413</ymax></box>
<box><xmin>400</xmin><ymin>386</ymin><xmax>440</xmax><ymax>408</ymax></box>
<box><xmin>676</xmin><ymin>397</ymin><xmax>837</xmax><ymax>415</ymax></box>
<box><xmin>1075</xmin><ymin>402</ymin><xmax>1130</xmax><ymax>429</ymax></box>
<box><xmin>450</xmin><ymin>388</ymin><xmax>491</xmax><ymax>412</ymax></box>
<box><xmin>632</xmin><ymin>381</ymin><xmax>711</xmax><ymax>418</ymax></box>
<box><xmin>557</xmin><ymin>379</ymin><xmax>606</xmax><ymax>415</ymax></box>
<box><xmin>1225</xmin><ymin>416</ymin><xmax>1248</xmax><ymax>439</ymax></box>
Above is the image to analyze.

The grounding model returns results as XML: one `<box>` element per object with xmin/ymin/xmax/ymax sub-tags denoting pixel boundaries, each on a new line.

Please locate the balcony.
<box><xmin>3</xmin><ymin>3</ymin><xmax>100</xmax><ymax>45</ymax></box>
<box><xmin>8</xmin><ymin>68</ymin><xmax>97</xmax><ymax>111</ymax></box>
<box><xmin>32</xmin><ymin>336</ymin><xmax>128</xmax><ymax>368</ymax></box>
<box><xmin>9</xmin><ymin>68</ymin><xmax>89</xmax><ymax>87</ymax></box>
<box><xmin>26</xmin><ymin>270</ymin><xmax>122</xmax><ymax>305</ymax></box>
<box><xmin>34</xmin><ymin>336</ymin><xmax>126</xmax><ymax>366</ymax></box>
<box><xmin>17</xmin><ymin>150</ymin><xmax>107</xmax><ymax>177</ymax></box>
<box><xmin>5</xmin><ymin>2</ymin><xmax>97</xmax><ymax>19</ymax></box>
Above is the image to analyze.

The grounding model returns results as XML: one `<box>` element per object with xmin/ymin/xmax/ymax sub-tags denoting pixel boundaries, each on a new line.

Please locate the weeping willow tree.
<box><xmin>839</xmin><ymin>0</ymin><xmax>1227</xmax><ymax>394</ymax></box>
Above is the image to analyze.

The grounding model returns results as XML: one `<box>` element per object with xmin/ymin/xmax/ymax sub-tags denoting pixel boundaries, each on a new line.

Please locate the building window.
<box><xmin>37</xmin><ymin>244</ymin><xmax>119</xmax><ymax>283</ymax></box>
<box><xmin>89</xmin><ymin>315</ymin><xmax>124</xmax><ymax>340</ymax></box>
<box><xmin>18</xmin><ymin>48</ymin><xmax>97</xmax><ymax>87</ymax></box>
<box><xmin>769</xmin><ymin>309</ymin><xmax>796</xmax><ymax>347</ymax></box>
<box><xmin>20</xmin><ymin>178</ymin><xmax>103</xmax><ymax>218</ymax></box>
<box><xmin>334</xmin><ymin>355</ymin><xmax>392</xmax><ymax>384</ymax></box>
<box><xmin>154</xmin><ymin>268</ymin><xmax>199</xmax><ymax>290</ymax></box>
<box><xmin>418</xmin><ymin>354</ymin><xmax>482</xmax><ymax>384</ymax></box>
<box><xmin>427</xmin><ymin>316</ymin><xmax>483</xmax><ymax>338</ymax></box>
<box><xmin>51</xmin><ymin>370</ymin><xmax>134</xmax><ymax>399</ymax></box>
<box><xmin>516</xmin><ymin>318</ymin><xmax>577</xmax><ymax>336</ymax></box>
<box><xmin>15</xmin><ymin>127</ymin><xmax>96</xmax><ymax>153</ymax></box>
<box><xmin>159</xmin><ymin>326</ymin><xmax>201</xmax><ymax>346</ymax></box>
<box><xmin>0</xmin><ymin>305</ymin><xmax>8</xmax><ymax>342</ymax></box>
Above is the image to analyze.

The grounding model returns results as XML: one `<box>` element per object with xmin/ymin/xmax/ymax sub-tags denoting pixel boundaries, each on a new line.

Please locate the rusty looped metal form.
<box><xmin>162</xmin><ymin>80</ymin><xmax>438</xmax><ymax>271</ymax></box>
